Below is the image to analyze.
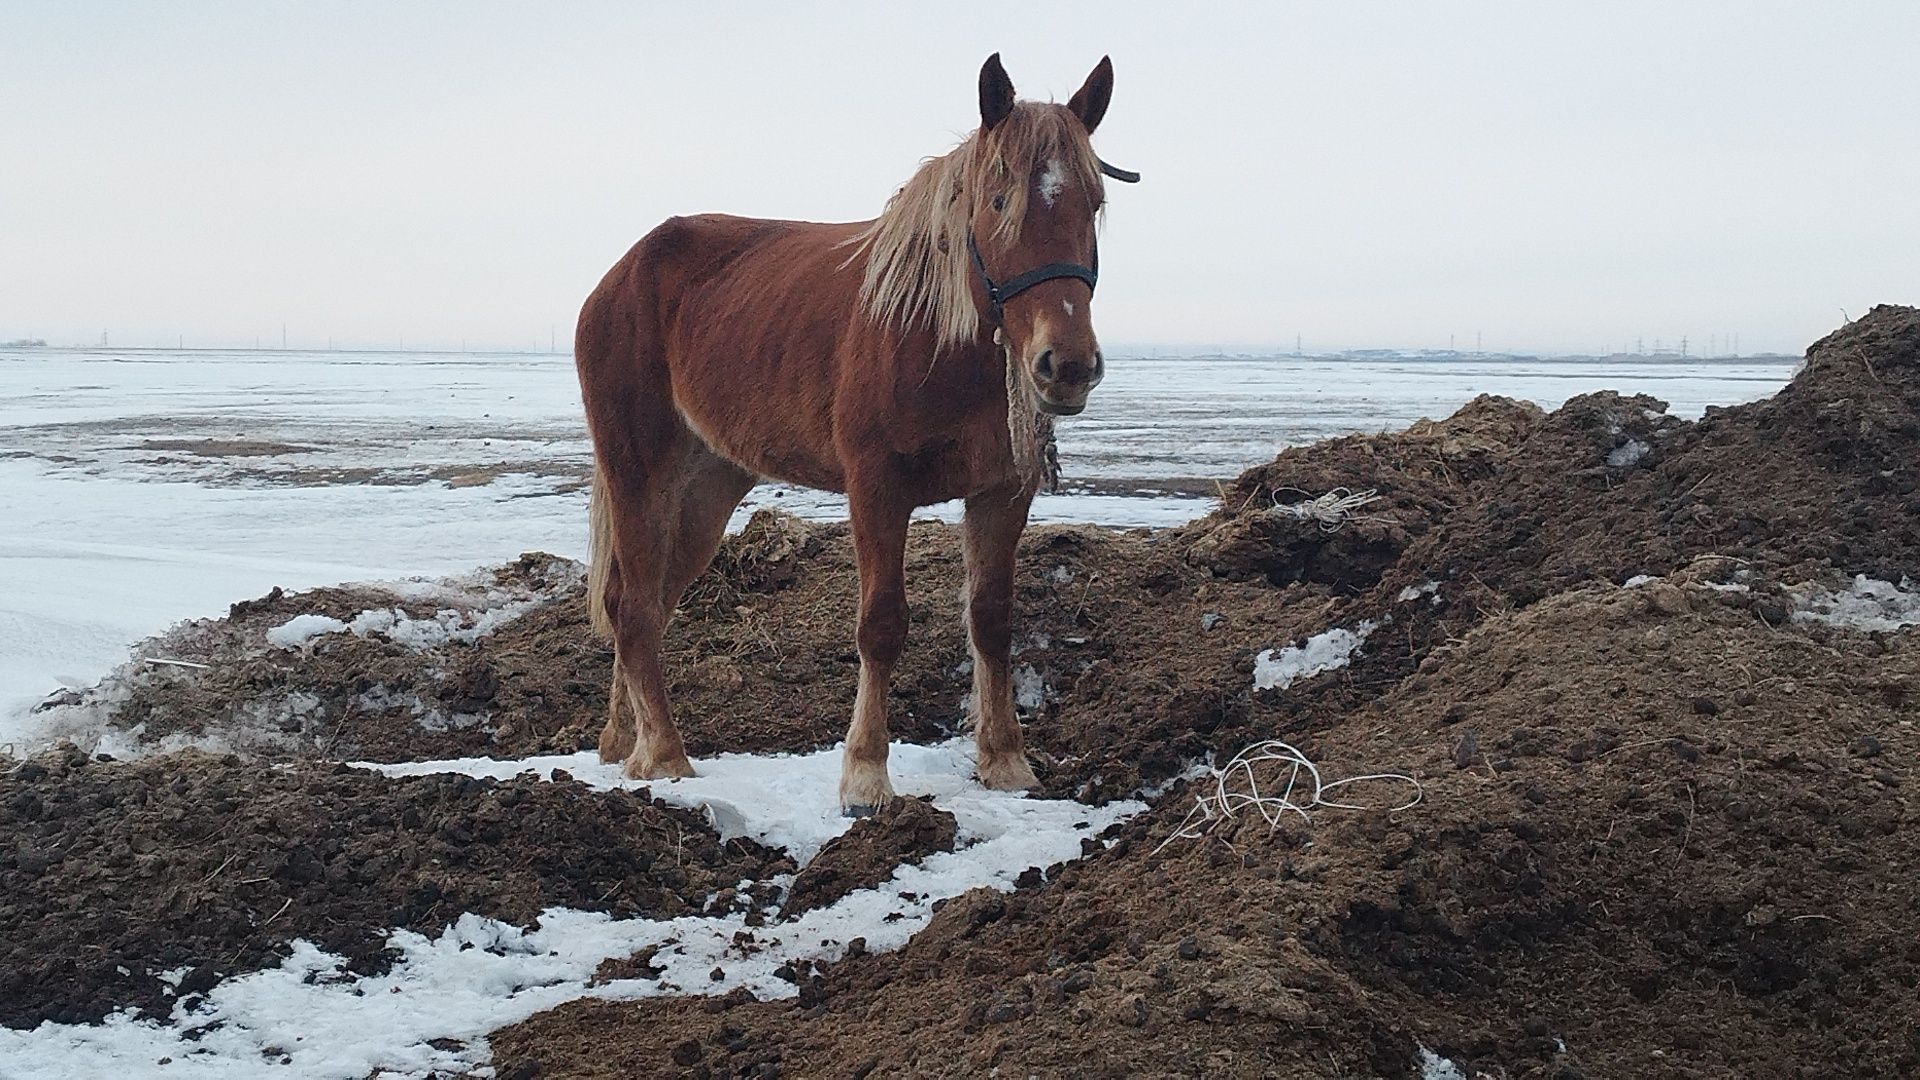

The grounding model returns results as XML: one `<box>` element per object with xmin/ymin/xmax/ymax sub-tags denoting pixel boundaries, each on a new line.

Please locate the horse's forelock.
<box><xmin>850</xmin><ymin>103</ymin><xmax>1104</xmax><ymax>351</ymax></box>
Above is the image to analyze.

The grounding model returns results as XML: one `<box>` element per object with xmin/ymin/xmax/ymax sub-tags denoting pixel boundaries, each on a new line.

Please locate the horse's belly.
<box><xmin>673</xmin><ymin>396</ymin><xmax>846</xmax><ymax>493</ymax></box>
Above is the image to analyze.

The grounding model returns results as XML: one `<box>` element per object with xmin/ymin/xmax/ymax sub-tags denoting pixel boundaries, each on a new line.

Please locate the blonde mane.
<box><xmin>848</xmin><ymin>103</ymin><xmax>1105</xmax><ymax>351</ymax></box>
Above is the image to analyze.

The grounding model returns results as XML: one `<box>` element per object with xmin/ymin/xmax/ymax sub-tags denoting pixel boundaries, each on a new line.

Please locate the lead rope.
<box><xmin>996</xmin><ymin>329</ymin><xmax>1060</xmax><ymax>496</ymax></box>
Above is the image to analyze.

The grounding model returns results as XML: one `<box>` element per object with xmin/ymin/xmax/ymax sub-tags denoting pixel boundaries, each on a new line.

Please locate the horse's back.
<box><xmin>578</xmin><ymin>214</ymin><xmax>872</xmax><ymax>491</ymax></box>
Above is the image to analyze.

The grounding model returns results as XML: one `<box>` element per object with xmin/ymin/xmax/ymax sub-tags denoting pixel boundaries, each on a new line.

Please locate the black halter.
<box><xmin>966</xmin><ymin>231</ymin><xmax>1098</xmax><ymax>325</ymax></box>
<box><xmin>967</xmin><ymin>156</ymin><xmax>1138</xmax><ymax>325</ymax></box>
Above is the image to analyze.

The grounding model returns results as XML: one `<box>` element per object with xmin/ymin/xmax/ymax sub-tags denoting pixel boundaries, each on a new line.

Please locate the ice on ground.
<box><xmin>1253</xmin><ymin>620</ymin><xmax>1379</xmax><ymax>691</ymax></box>
<box><xmin>0</xmin><ymin>739</ymin><xmax>1143</xmax><ymax>1080</ymax></box>
<box><xmin>1791</xmin><ymin>575</ymin><xmax>1920</xmax><ymax>633</ymax></box>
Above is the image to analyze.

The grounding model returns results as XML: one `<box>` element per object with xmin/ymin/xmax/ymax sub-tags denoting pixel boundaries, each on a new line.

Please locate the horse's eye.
<box><xmin>991</xmin><ymin>193</ymin><xmax>1007</xmax><ymax>212</ymax></box>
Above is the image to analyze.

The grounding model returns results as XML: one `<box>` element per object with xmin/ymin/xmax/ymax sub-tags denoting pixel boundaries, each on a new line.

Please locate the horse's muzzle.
<box><xmin>1029</xmin><ymin>348</ymin><xmax>1102</xmax><ymax>417</ymax></box>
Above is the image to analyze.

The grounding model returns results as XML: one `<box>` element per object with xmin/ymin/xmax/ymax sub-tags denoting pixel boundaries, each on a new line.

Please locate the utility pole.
<box><xmin>1680</xmin><ymin>335</ymin><xmax>1688</xmax><ymax>358</ymax></box>
<box><xmin>282</xmin><ymin>322</ymin><xmax>287</xmax><ymax>349</ymax></box>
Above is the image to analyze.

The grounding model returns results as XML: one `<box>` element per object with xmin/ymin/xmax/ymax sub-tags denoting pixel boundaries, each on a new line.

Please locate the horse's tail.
<box><xmin>586</xmin><ymin>464</ymin><xmax>616</xmax><ymax>639</ymax></box>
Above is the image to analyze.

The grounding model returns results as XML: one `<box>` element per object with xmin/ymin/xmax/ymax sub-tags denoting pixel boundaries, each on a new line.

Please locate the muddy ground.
<box><xmin>7</xmin><ymin>306</ymin><xmax>1920</xmax><ymax>1076</ymax></box>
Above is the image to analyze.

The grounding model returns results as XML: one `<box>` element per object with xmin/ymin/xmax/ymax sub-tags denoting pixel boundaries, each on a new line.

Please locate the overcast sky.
<box><xmin>3</xmin><ymin>2</ymin><xmax>1916</xmax><ymax>355</ymax></box>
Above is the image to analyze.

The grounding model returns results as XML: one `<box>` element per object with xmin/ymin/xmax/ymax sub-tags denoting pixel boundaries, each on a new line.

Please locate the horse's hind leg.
<box><xmin>598</xmin><ymin>666</ymin><xmax>637</xmax><ymax>763</ymax></box>
<box><xmin>602</xmin><ymin>475</ymin><xmax>696</xmax><ymax>780</ymax></box>
<box><xmin>964</xmin><ymin>486</ymin><xmax>1041</xmax><ymax>791</ymax></box>
<box><xmin>597</xmin><ymin>443</ymin><xmax>753</xmax><ymax>778</ymax></box>
<box><xmin>658</xmin><ymin>450</ymin><xmax>756</xmax><ymax>612</ymax></box>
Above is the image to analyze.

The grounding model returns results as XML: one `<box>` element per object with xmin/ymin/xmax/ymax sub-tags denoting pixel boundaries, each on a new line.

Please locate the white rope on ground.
<box><xmin>1153</xmin><ymin>739</ymin><xmax>1423</xmax><ymax>855</ymax></box>
<box><xmin>1271</xmin><ymin>487</ymin><xmax>1384</xmax><ymax>532</ymax></box>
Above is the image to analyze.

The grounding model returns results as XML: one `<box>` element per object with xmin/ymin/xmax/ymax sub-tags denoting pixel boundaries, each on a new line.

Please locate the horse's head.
<box><xmin>968</xmin><ymin>55</ymin><xmax>1118</xmax><ymax>417</ymax></box>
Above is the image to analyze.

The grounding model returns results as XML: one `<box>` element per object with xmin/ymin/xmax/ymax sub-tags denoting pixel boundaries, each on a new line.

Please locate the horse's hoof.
<box><xmin>623</xmin><ymin>754</ymin><xmax>696</xmax><ymax>781</ymax></box>
<box><xmin>838</xmin><ymin>766</ymin><xmax>896</xmax><ymax>816</ymax></box>
<box><xmin>976</xmin><ymin>754</ymin><xmax>1040</xmax><ymax>792</ymax></box>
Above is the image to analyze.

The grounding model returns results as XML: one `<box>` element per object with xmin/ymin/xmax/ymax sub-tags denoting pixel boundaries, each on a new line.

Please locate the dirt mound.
<box><xmin>1386</xmin><ymin>306</ymin><xmax>1920</xmax><ymax>612</ymax></box>
<box><xmin>781</xmin><ymin>797</ymin><xmax>958</xmax><ymax>918</ymax></box>
<box><xmin>1180</xmin><ymin>393</ymin><xmax>1545</xmax><ymax>590</ymax></box>
<box><xmin>0</xmin><ymin>747</ymin><xmax>788</xmax><ymax>1029</ymax></box>
<box><xmin>493</xmin><ymin>569</ymin><xmax>1919</xmax><ymax>1078</ymax></box>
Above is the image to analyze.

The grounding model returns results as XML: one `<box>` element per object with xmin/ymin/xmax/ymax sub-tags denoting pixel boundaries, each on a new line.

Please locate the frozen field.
<box><xmin>0</xmin><ymin>344</ymin><xmax>1794</xmax><ymax>730</ymax></box>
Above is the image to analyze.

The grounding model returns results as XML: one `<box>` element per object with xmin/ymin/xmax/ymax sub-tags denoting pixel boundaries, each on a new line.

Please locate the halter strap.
<box><xmin>967</xmin><ymin>231</ymin><xmax>1099</xmax><ymax>324</ymax></box>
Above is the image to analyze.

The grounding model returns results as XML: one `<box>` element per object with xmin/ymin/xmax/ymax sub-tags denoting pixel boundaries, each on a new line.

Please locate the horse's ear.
<box><xmin>979</xmin><ymin>53</ymin><xmax>1015</xmax><ymax>131</ymax></box>
<box><xmin>1067</xmin><ymin>56</ymin><xmax>1113</xmax><ymax>135</ymax></box>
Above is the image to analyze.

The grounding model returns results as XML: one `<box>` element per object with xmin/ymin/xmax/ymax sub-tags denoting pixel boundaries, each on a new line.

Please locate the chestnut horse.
<box><xmin>577</xmin><ymin>54</ymin><xmax>1130</xmax><ymax>814</ymax></box>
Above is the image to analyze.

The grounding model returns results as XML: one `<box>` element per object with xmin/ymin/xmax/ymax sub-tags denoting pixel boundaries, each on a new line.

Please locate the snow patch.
<box><xmin>1418</xmin><ymin>1046</ymin><xmax>1468</xmax><ymax>1080</ymax></box>
<box><xmin>1606</xmin><ymin>439</ymin><xmax>1650</xmax><ymax>467</ymax></box>
<box><xmin>1396</xmin><ymin>581</ymin><xmax>1439</xmax><ymax>603</ymax></box>
<box><xmin>1013</xmin><ymin>665</ymin><xmax>1047</xmax><ymax>711</ymax></box>
<box><xmin>1252</xmin><ymin>620</ymin><xmax>1379</xmax><ymax>691</ymax></box>
<box><xmin>267</xmin><ymin>599</ymin><xmax>540</xmax><ymax>652</ymax></box>
<box><xmin>264</xmin><ymin>613</ymin><xmax>346</xmax><ymax>648</ymax></box>
<box><xmin>1792</xmin><ymin>575</ymin><xmax>1920</xmax><ymax>633</ymax></box>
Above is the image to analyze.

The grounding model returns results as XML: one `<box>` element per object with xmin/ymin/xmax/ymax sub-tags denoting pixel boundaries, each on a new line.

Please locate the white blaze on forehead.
<box><xmin>1061</xmin><ymin>301</ymin><xmax>1074</xmax><ymax>316</ymax></box>
<box><xmin>1037</xmin><ymin>158</ymin><xmax>1066</xmax><ymax>208</ymax></box>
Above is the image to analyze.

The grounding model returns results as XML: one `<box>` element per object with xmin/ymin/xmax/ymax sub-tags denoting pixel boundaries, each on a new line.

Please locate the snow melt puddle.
<box><xmin>0</xmin><ymin>739</ymin><xmax>1141</xmax><ymax>1080</ymax></box>
<box><xmin>1791</xmin><ymin>575</ymin><xmax>1920</xmax><ymax>633</ymax></box>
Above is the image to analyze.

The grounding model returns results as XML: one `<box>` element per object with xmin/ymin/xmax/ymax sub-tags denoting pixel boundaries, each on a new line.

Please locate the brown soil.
<box><xmin>780</xmin><ymin>797</ymin><xmax>958</xmax><ymax>918</ymax></box>
<box><xmin>494</xmin><ymin>567</ymin><xmax>1920</xmax><ymax>1078</ymax></box>
<box><xmin>0</xmin><ymin>747</ymin><xmax>789</xmax><ymax>1029</ymax></box>
<box><xmin>12</xmin><ymin>306</ymin><xmax>1920</xmax><ymax>1076</ymax></box>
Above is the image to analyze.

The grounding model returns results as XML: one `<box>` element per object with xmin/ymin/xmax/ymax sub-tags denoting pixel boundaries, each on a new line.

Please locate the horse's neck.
<box><xmin>886</xmin><ymin>331</ymin><xmax>1006</xmax><ymax>418</ymax></box>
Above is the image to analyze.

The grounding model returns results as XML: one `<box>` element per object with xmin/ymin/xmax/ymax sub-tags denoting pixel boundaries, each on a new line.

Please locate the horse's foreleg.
<box><xmin>841</xmin><ymin>483</ymin><xmax>911</xmax><ymax>816</ymax></box>
<box><xmin>963</xmin><ymin>487</ymin><xmax>1041</xmax><ymax>791</ymax></box>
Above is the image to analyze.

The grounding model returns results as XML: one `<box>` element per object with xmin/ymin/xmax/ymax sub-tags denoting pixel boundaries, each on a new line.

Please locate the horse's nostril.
<box><xmin>1092</xmin><ymin>352</ymin><xmax>1104</xmax><ymax>379</ymax></box>
<box><xmin>1035</xmin><ymin>350</ymin><xmax>1055</xmax><ymax>380</ymax></box>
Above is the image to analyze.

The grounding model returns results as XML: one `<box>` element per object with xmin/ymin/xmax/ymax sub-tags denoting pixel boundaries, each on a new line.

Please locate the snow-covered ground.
<box><xmin>0</xmin><ymin>738</ymin><xmax>1145</xmax><ymax>1079</ymax></box>
<box><xmin>0</xmin><ymin>345</ymin><xmax>1795</xmax><ymax>734</ymax></box>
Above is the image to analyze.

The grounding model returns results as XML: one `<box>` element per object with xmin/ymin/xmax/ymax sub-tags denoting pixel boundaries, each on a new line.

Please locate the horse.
<box><xmin>576</xmin><ymin>54</ymin><xmax>1131</xmax><ymax>815</ymax></box>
